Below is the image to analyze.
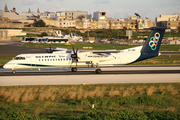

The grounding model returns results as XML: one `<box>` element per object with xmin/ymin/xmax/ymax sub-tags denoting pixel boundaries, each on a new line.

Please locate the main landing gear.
<box><xmin>71</xmin><ymin>63</ymin><xmax>102</xmax><ymax>74</ymax></box>
<box><xmin>95</xmin><ymin>63</ymin><xmax>101</xmax><ymax>74</ymax></box>
<box><xmin>12</xmin><ymin>70</ymin><xmax>16</xmax><ymax>74</ymax></box>
<box><xmin>71</xmin><ymin>67</ymin><xmax>77</xmax><ymax>72</ymax></box>
<box><xmin>95</xmin><ymin>69</ymin><xmax>101</xmax><ymax>74</ymax></box>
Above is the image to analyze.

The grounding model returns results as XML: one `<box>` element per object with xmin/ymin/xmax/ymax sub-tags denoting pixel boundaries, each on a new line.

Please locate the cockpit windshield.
<box><xmin>14</xmin><ymin>57</ymin><xmax>26</xmax><ymax>60</ymax></box>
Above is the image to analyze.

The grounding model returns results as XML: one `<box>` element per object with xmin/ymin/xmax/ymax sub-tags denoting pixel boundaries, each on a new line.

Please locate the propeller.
<box><xmin>50</xmin><ymin>45</ymin><xmax>53</xmax><ymax>53</ymax></box>
<box><xmin>71</xmin><ymin>46</ymin><xmax>79</xmax><ymax>68</ymax></box>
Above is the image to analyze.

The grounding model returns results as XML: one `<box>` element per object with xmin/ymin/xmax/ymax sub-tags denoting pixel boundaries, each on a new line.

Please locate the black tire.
<box><xmin>12</xmin><ymin>70</ymin><xmax>16</xmax><ymax>74</ymax></box>
<box><xmin>71</xmin><ymin>67</ymin><xmax>77</xmax><ymax>72</ymax></box>
<box><xmin>96</xmin><ymin>69</ymin><xmax>101</xmax><ymax>74</ymax></box>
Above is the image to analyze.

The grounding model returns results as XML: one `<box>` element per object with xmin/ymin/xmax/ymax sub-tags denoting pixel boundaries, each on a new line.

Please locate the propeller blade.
<box><xmin>71</xmin><ymin>46</ymin><xmax>79</xmax><ymax>68</ymax></box>
<box><xmin>76</xmin><ymin>59</ymin><xmax>77</xmax><ymax>68</ymax></box>
<box><xmin>76</xmin><ymin>48</ymin><xmax>78</xmax><ymax>54</ymax></box>
<box><xmin>50</xmin><ymin>45</ymin><xmax>52</xmax><ymax>53</ymax></box>
<box><xmin>72</xmin><ymin>46</ymin><xmax>75</xmax><ymax>54</ymax></box>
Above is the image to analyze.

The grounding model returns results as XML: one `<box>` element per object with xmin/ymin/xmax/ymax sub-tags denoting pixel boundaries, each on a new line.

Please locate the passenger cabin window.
<box><xmin>14</xmin><ymin>57</ymin><xmax>26</xmax><ymax>60</ymax></box>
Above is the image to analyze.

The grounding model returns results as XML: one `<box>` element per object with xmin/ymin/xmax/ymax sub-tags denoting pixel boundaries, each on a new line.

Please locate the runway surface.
<box><xmin>0</xmin><ymin>41</ymin><xmax>45</xmax><ymax>55</ymax></box>
<box><xmin>0</xmin><ymin>66</ymin><xmax>180</xmax><ymax>86</ymax></box>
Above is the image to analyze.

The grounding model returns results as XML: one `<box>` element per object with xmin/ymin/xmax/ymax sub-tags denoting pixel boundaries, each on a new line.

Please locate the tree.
<box><xmin>177</xmin><ymin>26</ymin><xmax>180</xmax><ymax>34</ymax></box>
<box><xmin>102</xmin><ymin>29</ymin><xmax>113</xmax><ymax>36</ymax></box>
<box><xmin>34</xmin><ymin>20</ymin><xmax>46</xmax><ymax>27</ymax></box>
<box><xmin>89</xmin><ymin>31</ymin><xmax>96</xmax><ymax>37</ymax></box>
<box><xmin>123</xmin><ymin>27</ymin><xmax>127</xmax><ymax>30</ymax></box>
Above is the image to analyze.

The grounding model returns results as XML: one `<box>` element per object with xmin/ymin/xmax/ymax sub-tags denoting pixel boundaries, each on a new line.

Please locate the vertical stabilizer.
<box><xmin>132</xmin><ymin>27</ymin><xmax>169</xmax><ymax>63</ymax></box>
<box><xmin>141</xmin><ymin>27</ymin><xmax>167</xmax><ymax>53</ymax></box>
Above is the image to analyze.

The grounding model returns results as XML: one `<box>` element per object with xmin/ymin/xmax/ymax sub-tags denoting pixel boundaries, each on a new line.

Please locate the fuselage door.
<box><xmin>31</xmin><ymin>55</ymin><xmax>36</xmax><ymax>67</ymax></box>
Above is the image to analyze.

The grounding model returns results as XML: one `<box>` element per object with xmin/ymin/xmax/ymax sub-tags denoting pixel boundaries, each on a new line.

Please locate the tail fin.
<box><xmin>141</xmin><ymin>27</ymin><xmax>168</xmax><ymax>53</ymax></box>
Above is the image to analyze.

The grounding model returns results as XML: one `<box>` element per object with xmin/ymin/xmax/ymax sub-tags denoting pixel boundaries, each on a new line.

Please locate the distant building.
<box><xmin>57</xmin><ymin>12</ymin><xmax>66</xmax><ymax>27</ymax></box>
<box><xmin>156</xmin><ymin>14</ymin><xmax>180</xmax><ymax>29</ymax></box>
<box><xmin>44</xmin><ymin>20</ymin><xmax>58</xmax><ymax>27</ymax></box>
<box><xmin>56</xmin><ymin>12</ymin><xmax>76</xmax><ymax>28</ymax></box>
<box><xmin>93</xmin><ymin>11</ymin><xmax>106</xmax><ymax>21</ymax></box>
<box><xmin>59</xmin><ymin>19</ymin><xmax>76</xmax><ymax>28</ymax></box>
<box><xmin>137</xmin><ymin>18</ymin><xmax>151</xmax><ymax>29</ymax></box>
<box><xmin>122</xmin><ymin>20</ymin><xmax>137</xmax><ymax>29</ymax></box>
<box><xmin>167</xmin><ymin>21</ymin><xmax>180</xmax><ymax>29</ymax></box>
<box><xmin>148</xmin><ymin>21</ymin><xmax>156</xmax><ymax>28</ymax></box>
<box><xmin>76</xmin><ymin>17</ymin><xmax>91</xmax><ymax>29</ymax></box>
<box><xmin>1</xmin><ymin>4</ymin><xmax>39</xmax><ymax>23</ymax></box>
<box><xmin>28</xmin><ymin>8</ymin><xmax>31</xmax><ymax>13</ymax></box>
<box><xmin>57</xmin><ymin>11</ymin><xmax>88</xmax><ymax>20</ymax></box>
<box><xmin>106</xmin><ymin>20</ymin><xmax>110</xmax><ymax>29</ymax></box>
<box><xmin>56</xmin><ymin>11</ymin><xmax>89</xmax><ymax>28</ymax></box>
<box><xmin>93</xmin><ymin>11</ymin><xmax>107</xmax><ymax>29</ymax></box>
<box><xmin>0</xmin><ymin>10</ymin><xmax>3</xmax><ymax>18</ymax></box>
<box><xmin>40</xmin><ymin>12</ymin><xmax>57</xmax><ymax>20</ymax></box>
<box><xmin>156</xmin><ymin>14</ymin><xmax>180</xmax><ymax>21</ymax></box>
<box><xmin>90</xmin><ymin>19</ymin><xmax>99</xmax><ymax>29</ymax></box>
<box><xmin>4</xmin><ymin>4</ymin><xmax>8</xmax><ymax>12</ymax></box>
<box><xmin>37</xmin><ymin>8</ymin><xmax>40</xmax><ymax>13</ymax></box>
<box><xmin>0</xmin><ymin>29</ymin><xmax>26</xmax><ymax>37</ymax></box>
<box><xmin>109</xmin><ymin>19</ymin><xmax>124</xmax><ymax>29</ymax></box>
<box><xmin>1</xmin><ymin>3</ymin><xmax>180</xmax><ymax>30</ymax></box>
<box><xmin>3</xmin><ymin>11</ymin><xmax>20</xmax><ymax>20</ymax></box>
<box><xmin>2</xmin><ymin>4</ymin><xmax>20</xmax><ymax>20</ymax></box>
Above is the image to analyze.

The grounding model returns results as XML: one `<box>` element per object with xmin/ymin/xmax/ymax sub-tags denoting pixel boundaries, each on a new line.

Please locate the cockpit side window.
<box><xmin>14</xmin><ymin>57</ymin><xmax>26</xmax><ymax>60</ymax></box>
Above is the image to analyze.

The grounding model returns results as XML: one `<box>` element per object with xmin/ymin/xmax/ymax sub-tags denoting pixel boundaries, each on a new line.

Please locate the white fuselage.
<box><xmin>3</xmin><ymin>46</ymin><xmax>142</xmax><ymax>70</ymax></box>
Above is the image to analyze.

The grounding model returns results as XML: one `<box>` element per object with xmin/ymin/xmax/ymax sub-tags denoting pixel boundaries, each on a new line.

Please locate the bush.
<box><xmin>147</xmin><ymin>110</ymin><xmax>180</xmax><ymax>120</ymax></box>
<box><xmin>41</xmin><ymin>32</ymin><xmax>48</xmax><ymax>37</ymax></box>
<box><xmin>0</xmin><ymin>108</ymin><xmax>47</xmax><ymax>120</ymax></box>
<box><xmin>62</xmin><ymin>109</ymin><xmax>180</xmax><ymax>120</ymax></box>
<box><xmin>68</xmin><ymin>96</ymin><xmax>173</xmax><ymax>107</ymax></box>
<box><xmin>34</xmin><ymin>20</ymin><xmax>46</xmax><ymax>27</ymax></box>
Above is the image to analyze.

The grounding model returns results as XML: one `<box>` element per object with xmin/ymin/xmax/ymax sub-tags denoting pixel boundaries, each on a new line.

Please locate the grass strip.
<box><xmin>0</xmin><ymin>83</ymin><xmax>179</xmax><ymax>119</ymax></box>
<box><xmin>0</xmin><ymin>55</ymin><xmax>15</xmax><ymax>68</ymax></box>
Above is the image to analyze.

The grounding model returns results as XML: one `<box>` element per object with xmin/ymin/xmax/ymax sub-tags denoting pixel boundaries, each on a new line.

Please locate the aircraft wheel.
<box><xmin>12</xmin><ymin>70</ymin><xmax>16</xmax><ymax>74</ymax></box>
<box><xmin>71</xmin><ymin>67</ymin><xmax>77</xmax><ymax>72</ymax></box>
<box><xmin>96</xmin><ymin>69</ymin><xmax>101</xmax><ymax>74</ymax></box>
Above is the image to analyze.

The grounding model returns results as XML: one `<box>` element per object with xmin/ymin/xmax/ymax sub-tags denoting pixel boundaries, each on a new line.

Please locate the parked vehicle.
<box><xmin>21</xmin><ymin>37</ymin><xmax>35</xmax><ymax>43</ymax></box>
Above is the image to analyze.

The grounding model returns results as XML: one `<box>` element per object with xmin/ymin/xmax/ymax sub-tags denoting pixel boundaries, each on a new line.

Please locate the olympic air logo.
<box><xmin>149</xmin><ymin>32</ymin><xmax>160</xmax><ymax>51</ymax></box>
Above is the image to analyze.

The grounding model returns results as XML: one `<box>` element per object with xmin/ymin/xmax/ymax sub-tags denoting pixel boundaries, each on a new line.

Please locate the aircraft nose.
<box><xmin>3</xmin><ymin>63</ymin><xmax>15</xmax><ymax>69</ymax></box>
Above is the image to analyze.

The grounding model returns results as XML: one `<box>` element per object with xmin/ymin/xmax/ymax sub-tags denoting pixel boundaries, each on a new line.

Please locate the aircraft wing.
<box><xmin>45</xmin><ymin>48</ymin><xmax>57</xmax><ymax>52</ymax></box>
<box><xmin>46</xmin><ymin>47</ymin><xmax>122</xmax><ymax>54</ymax></box>
<box><xmin>92</xmin><ymin>49</ymin><xmax>120</xmax><ymax>54</ymax></box>
<box><xmin>92</xmin><ymin>51</ymin><xmax>120</xmax><ymax>54</ymax></box>
<box><xmin>45</xmin><ymin>47</ymin><xmax>71</xmax><ymax>53</ymax></box>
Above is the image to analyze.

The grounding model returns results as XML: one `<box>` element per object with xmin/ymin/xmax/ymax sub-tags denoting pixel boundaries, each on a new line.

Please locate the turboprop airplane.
<box><xmin>3</xmin><ymin>27</ymin><xmax>168</xmax><ymax>74</ymax></box>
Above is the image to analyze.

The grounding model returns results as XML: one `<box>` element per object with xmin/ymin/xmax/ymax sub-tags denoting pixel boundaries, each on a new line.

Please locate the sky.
<box><xmin>0</xmin><ymin>0</ymin><xmax>180</xmax><ymax>21</ymax></box>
